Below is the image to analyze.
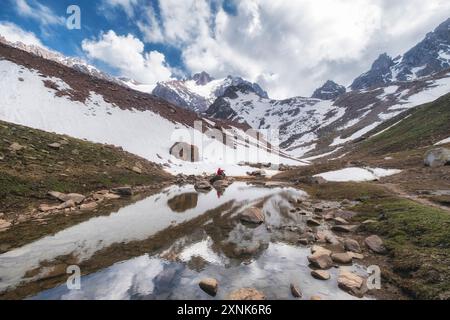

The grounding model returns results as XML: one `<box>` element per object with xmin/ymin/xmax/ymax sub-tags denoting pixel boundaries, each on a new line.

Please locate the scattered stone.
<box><xmin>308</xmin><ymin>252</ymin><xmax>333</xmax><ymax>269</ymax></box>
<box><xmin>47</xmin><ymin>142</ymin><xmax>61</xmax><ymax>150</ymax></box>
<box><xmin>333</xmin><ymin>217</ymin><xmax>348</xmax><ymax>225</ymax></box>
<box><xmin>290</xmin><ymin>284</ymin><xmax>302</xmax><ymax>298</ymax></box>
<box><xmin>337</xmin><ymin>269</ymin><xmax>367</xmax><ymax>297</ymax></box>
<box><xmin>112</xmin><ymin>186</ymin><xmax>133</xmax><ymax>196</ymax></box>
<box><xmin>227</xmin><ymin>288</ymin><xmax>265</xmax><ymax>300</ymax></box>
<box><xmin>365</xmin><ymin>235</ymin><xmax>386</xmax><ymax>254</ymax></box>
<box><xmin>344</xmin><ymin>239</ymin><xmax>361</xmax><ymax>253</ymax></box>
<box><xmin>331</xmin><ymin>225</ymin><xmax>358</xmax><ymax>233</ymax></box>
<box><xmin>247</xmin><ymin>169</ymin><xmax>267</xmax><ymax>177</ymax></box>
<box><xmin>194</xmin><ymin>180</ymin><xmax>212</xmax><ymax>191</ymax></box>
<box><xmin>103</xmin><ymin>193</ymin><xmax>121</xmax><ymax>200</ymax></box>
<box><xmin>348</xmin><ymin>252</ymin><xmax>364</xmax><ymax>260</ymax></box>
<box><xmin>80</xmin><ymin>202</ymin><xmax>98</xmax><ymax>211</ymax></box>
<box><xmin>424</xmin><ymin>147</ymin><xmax>450</xmax><ymax>167</ymax></box>
<box><xmin>132</xmin><ymin>166</ymin><xmax>142</xmax><ymax>174</ymax></box>
<box><xmin>362</xmin><ymin>219</ymin><xmax>377</xmax><ymax>225</ymax></box>
<box><xmin>311</xmin><ymin>176</ymin><xmax>327</xmax><ymax>185</ymax></box>
<box><xmin>331</xmin><ymin>252</ymin><xmax>353</xmax><ymax>264</ymax></box>
<box><xmin>311</xmin><ymin>270</ymin><xmax>330</xmax><ymax>280</ymax></box>
<box><xmin>341</xmin><ymin>199</ymin><xmax>351</xmax><ymax>205</ymax></box>
<box><xmin>199</xmin><ymin>278</ymin><xmax>218</xmax><ymax>296</ymax></box>
<box><xmin>39</xmin><ymin>204</ymin><xmax>60</xmax><ymax>212</ymax></box>
<box><xmin>9</xmin><ymin>142</ymin><xmax>24</xmax><ymax>152</ymax></box>
<box><xmin>0</xmin><ymin>219</ymin><xmax>12</xmax><ymax>231</ymax></box>
<box><xmin>58</xmin><ymin>200</ymin><xmax>76</xmax><ymax>210</ymax></box>
<box><xmin>307</xmin><ymin>218</ymin><xmax>321</xmax><ymax>226</ymax></box>
<box><xmin>240</xmin><ymin>207</ymin><xmax>265</xmax><ymax>224</ymax></box>
<box><xmin>311</xmin><ymin>245</ymin><xmax>331</xmax><ymax>256</ymax></box>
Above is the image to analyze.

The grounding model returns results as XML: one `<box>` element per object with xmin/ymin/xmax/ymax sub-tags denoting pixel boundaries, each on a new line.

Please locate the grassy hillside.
<box><xmin>0</xmin><ymin>120</ymin><xmax>171</xmax><ymax>214</ymax></box>
<box><xmin>354</xmin><ymin>92</ymin><xmax>450</xmax><ymax>156</ymax></box>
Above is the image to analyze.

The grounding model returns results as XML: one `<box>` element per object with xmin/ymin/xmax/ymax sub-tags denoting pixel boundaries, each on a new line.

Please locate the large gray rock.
<box><xmin>424</xmin><ymin>148</ymin><xmax>450</xmax><ymax>167</ymax></box>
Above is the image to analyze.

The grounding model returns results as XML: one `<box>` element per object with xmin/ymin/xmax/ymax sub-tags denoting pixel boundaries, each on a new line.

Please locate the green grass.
<box><xmin>0</xmin><ymin>120</ymin><xmax>170</xmax><ymax>213</ymax></box>
<box><xmin>356</xmin><ymin>92</ymin><xmax>450</xmax><ymax>156</ymax></box>
<box><xmin>353</xmin><ymin>197</ymin><xmax>450</xmax><ymax>299</ymax></box>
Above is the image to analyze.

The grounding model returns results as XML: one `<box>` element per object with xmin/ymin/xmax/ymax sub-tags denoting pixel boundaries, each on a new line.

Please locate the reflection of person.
<box><xmin>216</xmin><ymin>189</ymin><xmax>223</xmax><ymax>198</ymax></box>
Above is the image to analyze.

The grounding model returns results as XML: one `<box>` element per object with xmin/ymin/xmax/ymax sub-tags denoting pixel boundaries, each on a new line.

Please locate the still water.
<box><xmin>0</xmin><ymin>182</ymin><xmax>366</xmax><ymax>300</ymax></box>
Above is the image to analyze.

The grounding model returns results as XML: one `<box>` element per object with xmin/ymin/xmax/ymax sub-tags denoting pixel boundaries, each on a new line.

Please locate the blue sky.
<box><xmin>1</xmin><ymin>0</ymin><xmax>449</xmax><ymax>98</ymax></box>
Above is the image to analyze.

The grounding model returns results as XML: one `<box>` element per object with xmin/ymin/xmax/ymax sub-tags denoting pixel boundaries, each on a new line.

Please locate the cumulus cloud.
<box><xmin>135</xmin><ymin>0</ymin><xmax>450</xmax><ymax>98</ymax></box>
<box><xmin>13</xmin><ymin>0</ymin><xmax>64</xmax><ymax>26</ymax></box>
<box><xmin>0</xmin><ymin>21</ymin><xmax>47</xmax><ymax>48</ymax></box>
<box><xmin>81</xmin><ymin>30</ymin><xmax>173</xmax><ymax>87</ymax></box>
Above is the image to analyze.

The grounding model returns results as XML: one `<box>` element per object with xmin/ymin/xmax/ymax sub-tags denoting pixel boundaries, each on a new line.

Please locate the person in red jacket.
<box><xmin>216</xmin><ymin>168</ymin><xmax>225</xmax><ymax>177</ymax></box>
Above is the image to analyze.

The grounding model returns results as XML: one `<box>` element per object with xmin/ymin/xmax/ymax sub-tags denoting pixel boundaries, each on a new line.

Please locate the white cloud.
<box><xmin>81</xmin><ymin>30</ymin><xmax>173</xmax><ymax>88</ymax></box>
<box><xmin>0</xmin><ymin>21</ymin><xmax>47</xmax><ymax>48</ymax></box>
<box><xmin>136</xmin><ymin>0</ymin><xmax>450</xmax><ymax>98</ymax></box>
<box><xmin>14</xmin><ymin>0</ymin><xmax>64</xmax><ymax>26</ymax></box>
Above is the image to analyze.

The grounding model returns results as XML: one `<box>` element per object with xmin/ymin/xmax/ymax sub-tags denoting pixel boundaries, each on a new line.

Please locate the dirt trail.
<box><xmin>380</xmin><ymin>183</ymin><xmax>450</xmax><ymax>212</ymax></box>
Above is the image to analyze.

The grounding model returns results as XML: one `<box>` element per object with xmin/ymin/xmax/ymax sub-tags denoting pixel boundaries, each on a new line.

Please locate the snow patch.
<box><xmin>314</xmin><ymin>167</ymin><xmax>402</xmax><ymax>182</ymax></box>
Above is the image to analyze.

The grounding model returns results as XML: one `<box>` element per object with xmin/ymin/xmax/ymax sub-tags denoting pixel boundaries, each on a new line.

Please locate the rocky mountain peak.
<box><xmin>350</xmin><ymin>53</ymin><xmax>395</xmax><ymax>90</ymax></box>
<box><xmin>311</xmin><ymin>80</ymin><xmax>346</xmax><ymax>100</ymax></box>
<box><xmin>191</xmin><ymin>71</ymin><xmax>214</xmax><ymax>85</ymax></box>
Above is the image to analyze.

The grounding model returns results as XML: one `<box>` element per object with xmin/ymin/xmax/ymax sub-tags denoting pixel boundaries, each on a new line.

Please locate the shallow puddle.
<box><xmin>0</xmin><ymin>182</ymin><xmax>368</xmax><ymax>300</ymax></box>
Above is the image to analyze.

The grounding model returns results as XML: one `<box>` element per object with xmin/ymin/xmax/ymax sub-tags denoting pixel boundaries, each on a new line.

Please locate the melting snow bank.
<box><xmin>314</xmin><ymin>167</ymin><xmax>402</xmax><ymax>182</ymax></box>
<box><xmin>435</xmin><ymin>137</ymin><xmax>450</xmax><ymax>145</ymax></box>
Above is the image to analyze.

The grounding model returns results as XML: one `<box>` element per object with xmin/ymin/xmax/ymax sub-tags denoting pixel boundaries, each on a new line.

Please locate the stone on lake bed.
<box><xmin>290</xmin><ymin>284</ymin><xmax>302</xmax><ymax>298</ymax></box>
<box><xmin>199</xmin><ymin>278</ymin><xmax>218</xmax><ymax>296</ymax></box>
<box><xmin>311</xmin><ymin>270</ymin><xmax>330</xmax><ymax>280</ymax></box>
<box><xmin>308</xmin><ymin>251</ymin><xmax>333</xmax><ymax>269</ymax></box>
<box><xmin>337</xmin><ymin>269</ymin><xmax>367</xmax><ymax>297</ymax></box>
<box><xmin>227</xmin><ymin>288</ymin><xmax>265</xmax><ymax>300</ymax></box>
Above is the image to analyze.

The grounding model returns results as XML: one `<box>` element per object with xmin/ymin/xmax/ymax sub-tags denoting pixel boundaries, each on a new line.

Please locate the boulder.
<box><xmin>424</xmin><ymin>147</ymin><xmax>450</xmax><ymax>167</ymax></box>
<box><xmin>112</xmin><ymin>186</ymin><xmax>133</xmax><ymax>196</ymax></box>
<box><xmin>331</xmin><ymin>252</ymin><xmax>353</xmax><ymax>264</ymax></box>
<box><xmin>170</xmin><ymin>142</ymin><xmax>200</xmax><ymax>162</ymax></box>
<box><xmin>344</xmin><ymin>239</ymin><xmax>361</xmax><ymax>253</ymax></box>
<box><xmin>47</xmin><ymin>191</ymin><xmax>85</xmax><ymax>204</ymax></box>
<box><xmin>290</xmin><ymin>284</ymin><xmax>302</xmax><ymax>298</ymax></box>
<box><xmin>337</xmin><ymin>269</ymin><xmax>367</xmax><ymax>297</ymax></box>
<box><xmin>227</xmin><ymin>288</ymin><xmax>265</xmax><ymax>300</ymax></box>
<box><xmin>365</xmin><ymin>235</ymin><xmax>386</xmax><ymax>254</ymax></box>
<box><xmin>199</xmin><ymin>278</ymin><xmax>218</xmax><ymax>296</ymax></box>
<box><xmin>132</xmin><ymin>166</ymin><xmax>142</xmax><ymax>174</ymax></box>
<box><xmin>311</xmin><ymin>270</ymin><xmax>330</xmax><ymax>280</ymax></box>
<box><xmin>311</xmin><ymin>245</ymin><xmax>331</xmax><ymax>256</ymax></box>
<box><xmin>194</xmin><ymin>180</ymin><xmax>212</xmax><ymax>191</ymax></box>
<box><xmin>240</xmin><ymin>207</ymin><xmax>265</xmax><ymax>224</ymax></box>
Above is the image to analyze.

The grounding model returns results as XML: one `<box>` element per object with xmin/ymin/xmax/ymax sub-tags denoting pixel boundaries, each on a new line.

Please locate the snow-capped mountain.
<box><xmin>152</xmin><ymin>72</ymin><xmax>268</xmax><ymax>112</ymax></box>
<box><xmin>0</xmin><ymin>35</ymin><xmax>119</xmax><ymax>84</ymax></box>
<box><xmin>0</xmin><ymin>42</ymin><xmax>300</xmax><ymax>176</ymax></box>
<box><xmin>206</xmin><ymin>18</ymin><xmax>450</xmax><ymax>159</ymax></box>
<box><xmin>311</xmin><ymin>80</ymin><xmax>346</xmax><ymax>100</ymax></box>
<box><xmin>351</xmin><ymin>18</ymin><xmax>450</xmax><ymax>90</ymax></box>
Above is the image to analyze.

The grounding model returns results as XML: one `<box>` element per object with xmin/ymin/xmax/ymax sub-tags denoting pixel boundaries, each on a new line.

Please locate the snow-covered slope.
<box><xmin>0</xmin><ymin>45</ymin><xmax>301</xmax><ymax>176</ymax></box>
